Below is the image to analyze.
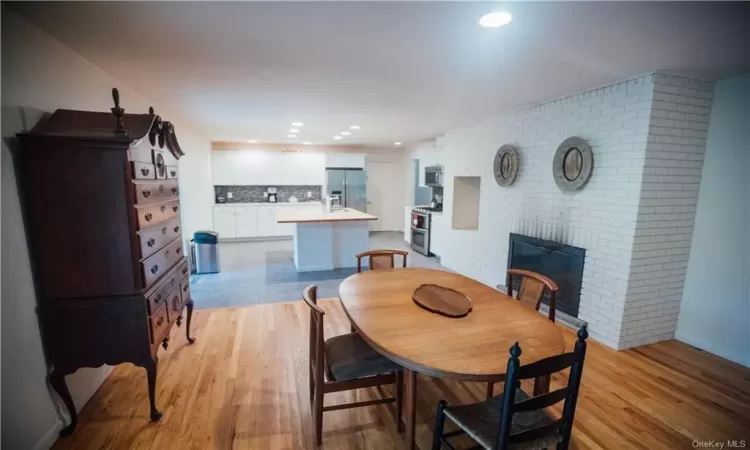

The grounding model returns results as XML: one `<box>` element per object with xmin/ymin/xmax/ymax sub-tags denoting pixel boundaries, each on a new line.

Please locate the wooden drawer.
<box><xmin>166</xmin><ymin>165</ymin><xmax>178</xmax><ymax>179</ymax></box>
<box><xmin>137</xmin><ymin>217</ymin><xmax>181</xmax><ymax>260</ymax></box>
<box><xmin>179</xmin><ymin>277</ymin><xmax>191</xmax><ymax>306</ymax></box>
<box><xmin>141</xmin><ymin>239</ymin><xmax>183</xmax><ymax>288</ymax></box>
<box><xmin>135</xmin><ymin>199</ymin><xmax>180</xmax><ymax>230</ymax></box>
<box><xmin>145</xmin><ymin>258</ymin><xmax>187</xmax><ymax>314</ymax></box>
<box><xmin>132</xmin><ymin>161</ymin><xmax>156</xmax><ymax>180</ymax></box>
<box><xmin>133</xmin><ymin>180</ymin><xmax>179</xmax><ymax>205</ymax></box>
<box><xmin>169</xmin><ymin>280</ymin><xmax>187</xmax><ymax>319</ymax></box>
<box><xmin>148</xmin><ymin>300</ymin><xmax>171</xmax><ymax>344</ymax></box>
<box><xmin>167</xmin><ymin>285</ymin><xmax>183</xmax><ymax>322</ymax></box>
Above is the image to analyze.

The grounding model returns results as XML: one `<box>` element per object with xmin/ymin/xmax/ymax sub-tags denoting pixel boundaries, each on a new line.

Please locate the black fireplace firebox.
<box><xmin>507</xmin><ymin>233</ymin><xmax>585</xmax><ymax>318</ymax></box>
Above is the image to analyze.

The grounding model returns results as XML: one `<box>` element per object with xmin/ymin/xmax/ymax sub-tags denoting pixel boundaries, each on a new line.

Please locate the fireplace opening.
<box><xmin>507</xmin><ymin>233</ymin><xmax>585</xmax><ymax>318</ymax></box>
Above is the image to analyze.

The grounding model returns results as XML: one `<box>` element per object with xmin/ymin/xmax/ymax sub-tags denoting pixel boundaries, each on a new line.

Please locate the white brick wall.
<box><xmin>619</xmin><ymin>74</ymin><xmax>714</xmax><ymax>348</ymax></box>
<box><xmin>436</xmin><ymin>72</ymin><xmax>713</xmax><ymax>350</ymax></box>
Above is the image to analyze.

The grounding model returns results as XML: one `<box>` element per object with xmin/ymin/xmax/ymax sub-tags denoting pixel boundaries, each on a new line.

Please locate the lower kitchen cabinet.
<box><xmin>235</xmin><ymin>206</ymin><xmax>259</xmax><ymax>237</ymax></box>
<box><xmin>212</xmin><ymin>204</ymin><xmax>319</xmax><ymax>239</ymax></box>
<box><xmin>213</xmin><ymin>209</ymin><xmax>237</xmax><ymax>238</ymax></box>
<box><xmin>430</xmin><ymin>213</ymin><xmax>443</xmax><ymax>257</ymax></box>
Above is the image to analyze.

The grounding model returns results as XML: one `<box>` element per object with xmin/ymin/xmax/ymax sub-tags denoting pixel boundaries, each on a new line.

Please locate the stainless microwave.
<box><xmin>425</xmin><ymin>165</ymin><xmax>443</xmax><ymax>187</ymax></box>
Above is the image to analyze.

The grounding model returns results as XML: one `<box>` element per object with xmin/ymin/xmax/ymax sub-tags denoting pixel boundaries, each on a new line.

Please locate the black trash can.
<box><xmin>191</xmin><ymin>231</ymin><xmax>220</xmax><ymax>274</ymax></box>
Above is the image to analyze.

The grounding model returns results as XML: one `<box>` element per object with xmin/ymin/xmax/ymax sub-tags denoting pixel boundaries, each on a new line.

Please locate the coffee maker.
<box><xmin>267</xmin><ymin>187</ymin><xmax>278</xmax><ymax>203</ymax></box>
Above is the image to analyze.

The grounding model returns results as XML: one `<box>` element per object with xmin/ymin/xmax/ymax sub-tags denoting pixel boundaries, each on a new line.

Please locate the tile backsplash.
<box><xmin>215</xmin><ymin>185</ymin><xmax>323</xmax><ymax>203</ymax></box>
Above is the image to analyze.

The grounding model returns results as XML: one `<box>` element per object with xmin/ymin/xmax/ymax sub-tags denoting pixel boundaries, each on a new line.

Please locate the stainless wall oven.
<box><xmin>410</xmin><ymin>208</ymin><xmax>431</xmax><ymax>256</ymax></box>
<box><xmin>424</xmin><ymin>165</ymin><xmax>443</xmax><ymax>187</ymax></box>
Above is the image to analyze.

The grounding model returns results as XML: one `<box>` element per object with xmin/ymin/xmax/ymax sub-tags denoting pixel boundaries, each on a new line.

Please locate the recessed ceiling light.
<box><xmin>289</xmin><ymin>128</ymin><xmax>299</xmax><ymax>133</ymax></box>
<box><xmin>341</xmin><ymin>131</ymin><xmax>351</xmax><ymax>136</ymax></box>
<box><xmin>479</xmin><ymin>11</ymin><xmax>512</xmax><ymax>28</ymax></box>
<box><xmin>247</xmin><ymin>140</ymin><xmax>257</xmax><ymax>143</ymax></box>
<box><xmin>291</xmin><ymin>122</ymin><xmax>304</xmax><ymax>127</ymax></box>
<box><xmin>287</xmin><ymin>134</ymin><xmax>297</xmax><ymax>138</ymax></box>
<box><xmin>333</xmin><ymin>136</ymin><xmax>342</xmax><ymax>140</ymax></box>
<box><xmin>394</xmin><ymin>142</ymin><xmax>402</xmax><ymax>146</ymax></box>
<box><xmin>303</xmin><ymin>141</ymin><xmax>311</xmax><ymax>145</ymax></box>
<box><xmin>350</xmin><ymin>125</ymin><xmax>360</xmax><ymax>130</ymax></box>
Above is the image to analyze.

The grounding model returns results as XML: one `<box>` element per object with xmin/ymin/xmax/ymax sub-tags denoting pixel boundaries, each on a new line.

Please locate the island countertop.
<box><xmin>276</xmin><ymin>207</ymin><xmax>377</xmax><ymax>223</ymax></box>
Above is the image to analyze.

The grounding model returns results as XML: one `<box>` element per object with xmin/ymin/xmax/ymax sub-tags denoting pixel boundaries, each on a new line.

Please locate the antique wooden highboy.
<box><xmin>16</xmin><ymin>88</ymin><xmax>196</xmax><ymax>436</ymax></box>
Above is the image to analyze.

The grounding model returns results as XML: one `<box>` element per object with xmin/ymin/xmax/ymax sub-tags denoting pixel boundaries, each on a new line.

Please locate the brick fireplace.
<box><xmin>435</xmin><ymin>72</ymin><xmax>713</xmax><ymax>350</ymax></box>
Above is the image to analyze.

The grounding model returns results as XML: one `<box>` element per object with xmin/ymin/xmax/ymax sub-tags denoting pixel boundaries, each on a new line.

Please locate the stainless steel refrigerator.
<box><xmin>326</xmin><ymin>169</ymin><xmax>367</xmax><ymax>212</ymax></box>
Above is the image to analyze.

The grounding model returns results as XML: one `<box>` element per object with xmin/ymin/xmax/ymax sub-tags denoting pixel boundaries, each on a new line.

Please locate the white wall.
<box><xmin>1</xmin><ymin>9</ymin><xmax>212</xmax><ymax>449</ymax></box>
<box><xmin>676</xmin><ymin>74</ymin><xmax>750</xmax><ymax>367</ymax></box>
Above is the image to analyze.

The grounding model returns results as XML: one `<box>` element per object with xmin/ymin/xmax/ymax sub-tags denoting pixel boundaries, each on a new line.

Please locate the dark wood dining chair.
<box><xmin>488</xmin><ymin>269</ymin><xmax>560</xmax><ymax>399</ymax></box>
<box><xmin>303</xmin><ymin>285</ymin><xmax>404</xmax><ymax>445</ymax></box>
<box><xmin>506</xmin><ymin>268</ymin><xmax>559</xmax><ymax>322</ymax></box>
<box><xmin>432</xmin><ymin>325</ymin><xmax>589</xmax><ymax>450</ymax></box>
<box><xmin>356</xmin><ymin>249</ymin><xmax>408</xmax><ymax>272</ymax></box>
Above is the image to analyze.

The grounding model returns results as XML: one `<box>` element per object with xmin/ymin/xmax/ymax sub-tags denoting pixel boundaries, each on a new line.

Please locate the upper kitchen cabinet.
<box><xmin>211</xmin><ymin>150</ymin><xmax>325</xmax><ymax>185</ymax></box>
<box><xmin>325</xmin><ymin>153</ymin><xmax>366</xmax><ymax>169</ymax></box>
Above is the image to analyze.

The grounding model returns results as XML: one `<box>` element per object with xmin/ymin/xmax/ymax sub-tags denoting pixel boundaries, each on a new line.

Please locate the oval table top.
<box><xmin>338</xmin><ymin>268</ymin><xmax>565</xmax><ymax>381</ymax></box>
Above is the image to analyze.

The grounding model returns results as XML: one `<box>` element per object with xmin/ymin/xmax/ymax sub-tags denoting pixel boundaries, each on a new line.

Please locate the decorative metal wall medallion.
<box><xmin>493</xmin><ymin>144</ymin><xmax>519</xmax><ymax>187</ymax></box>
<box><xmin>553</xmin><ymin>136</ymin><xmax>593</xmax><ymax>192</ymax></box>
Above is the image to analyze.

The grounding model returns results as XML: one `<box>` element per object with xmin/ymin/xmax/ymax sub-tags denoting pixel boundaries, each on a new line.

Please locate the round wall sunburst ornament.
<box><xmin>553</xmin><ymin>136</ymin><xmax>593</xmax><ymax>192</ymax></box>
<box><xmin>493</xmin><ymin>144</ymin><xmax>519</xmax><ymax>187</ymax></box>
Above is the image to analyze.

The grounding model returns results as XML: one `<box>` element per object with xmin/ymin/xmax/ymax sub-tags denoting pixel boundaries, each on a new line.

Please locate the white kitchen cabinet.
<box><xmin>213</xmin><ymin>209</ymin><xmax>237</xmax><ymax>238</ymax></box>
<box><xmin>430</xmin><ymin>213</ymin><xmax>444</xmax><ymax>257</ymax></box>
<box><xmin>256</xmin><ymin>206</ymin><xmax>282</xmax><ymax>237</ymax></box>
<box><xmin>325</xmin><ymin>153</ymin><xmax>366</xmax><ymax>169</ymax></box>
<box><xmin>214</xmin><ymin>204</ymin><xmax>324</xmax><ymax>239</ymax></box>
<box><xmin>235</xmin><ymin>207</ymin><xmax>259</xmax><ymax>238</ymax></box>
<box><xmin>212</xmin><ymin>151</ymin><xmax>326</xmax><ymax>186</ymax></box>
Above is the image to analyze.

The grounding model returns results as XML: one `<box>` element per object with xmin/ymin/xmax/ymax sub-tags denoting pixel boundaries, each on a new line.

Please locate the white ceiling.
<box><xmin>10</xmin><ymin>2</ymin><xmax>750</xmax><ymax>146</ymax></box>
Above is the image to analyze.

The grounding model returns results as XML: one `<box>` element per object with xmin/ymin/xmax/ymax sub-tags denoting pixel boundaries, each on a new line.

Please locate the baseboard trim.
<box><xmin>675</xmin><ymin>332</ymin><xmax>749</xmax><ymax>367</ymax></box>
<box><xmin>34</xmin><ymin>420</ymin><xmax>63</xmax><ymax>450</ymax></box>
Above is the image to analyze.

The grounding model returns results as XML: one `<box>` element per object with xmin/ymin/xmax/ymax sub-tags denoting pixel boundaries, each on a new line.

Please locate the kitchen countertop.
<box><xmin>276</xmin><ymin>207</ymin><xmax>377</xmax><ymax>223</ymax></box>
<box><xmin>214</xmin><ymin>202</ymin><xmax>323</xmax><ymax>207</ymax></box>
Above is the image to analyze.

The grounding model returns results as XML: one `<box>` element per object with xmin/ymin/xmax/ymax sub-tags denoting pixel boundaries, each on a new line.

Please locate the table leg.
<box><xmin>404</xmin><ymin>369</ymin><xmax>417</xmax><ymax>450</ymax></box>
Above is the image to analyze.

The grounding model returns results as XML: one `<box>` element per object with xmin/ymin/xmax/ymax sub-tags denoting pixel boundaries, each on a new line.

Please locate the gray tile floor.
<box><xmin>190</xmin><ymin>231</ymin><xmax>444</xmax><ymax>309</ymax></box>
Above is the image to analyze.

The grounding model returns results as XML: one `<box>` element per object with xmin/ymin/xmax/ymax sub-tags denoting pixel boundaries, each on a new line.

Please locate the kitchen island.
<box><xmin>277</xmin><ymin>207</ymin><xmax>377</xmax><ymax>272</ymax></box>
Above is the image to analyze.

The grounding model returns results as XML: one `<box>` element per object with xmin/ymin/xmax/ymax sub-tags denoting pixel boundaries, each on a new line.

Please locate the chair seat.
<box><xmin>443</xmin><ymin>389</ymin><xmax>561</xmax><ymax>450</ymax></box>
<box><xmin>324</xmin><ymin>333</ymin><xmax>401</xmax><ymax>382</ymax></box>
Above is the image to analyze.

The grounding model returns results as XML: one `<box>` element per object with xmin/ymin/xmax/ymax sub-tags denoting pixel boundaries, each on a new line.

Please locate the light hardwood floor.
<box><xmin>53</xmin><ymin>299</ymin><xmax>750</xmax><ymax>450</ymax></box>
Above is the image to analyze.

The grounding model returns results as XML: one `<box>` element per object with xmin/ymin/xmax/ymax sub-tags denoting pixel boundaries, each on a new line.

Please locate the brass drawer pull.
<box><xmin>165</xmin><ymin>250</ymin><xmax>170</xmax><ymax>258</ymax></box>
<box><xmin>160</xmin><ymin>205</ymin><xmax>166</xmax><ymax>212</ymax></box>
<box><xmin>182</xmin><ymin>267</ymin><xmax>188</xmax><ymax>275</ymax></box>
<box><xmin>145</xmin><ymin>213</ymin><xmax>153</xmax><ymax>222</ymax></box>
<box><xmin>173</xmin><ymin>225</ymin><xmax>180</xmax><ymax>233</ymax></box>
<box><xmin>162</xmin><ymin>226</ymin><xmax>167</xmax><ymax>234</ymax></box>
<box><xmin>140</xmin><ymin>167</ymin><xmax>150</xmax><ymax>176</ymax></box>
<box><xmin>156</xmin><ymin>316</ymin><xmax>164</xmax><ymax>326</ymax></box>
<box><xmin>172</xmin><ymin>206</ymin><xmax>179</xmax><ymax>212</ymax></box>
<box><xmin>170</xmin><ymin>170</ymin><xmax>177</xmax><ymax>177</ymax></box>
<box><xmin>171</xmin><ymin>187</ymin><xmax>178</xmax><ymax>194</ymax></box>
<box><xmin>142</xmin><ymin>189</ymin><xmax>151</xmax><ymax>198</ymax></box>
<box><xmin>176</xmin><ymin>247</ymin><xmax>182</xmax><ymax>254</ymax></box>
<box><xmin>161</xmin><ymin>338</ymin><xmax>169</xmax><ymax>350</ymax></box>
<box><xmin>147</xmin><ymin>238</ymin><xmax>155</xmax><ymax>247</ymax></box>
<box><xmin>150</xmin><ymin>264</ymin><xmax>159</xmax><ymax>274</ymax></box>
<box><xmin>159</xmin><ymin>185</ymin><xmax>165</xmax><ymax>193</ymax></box>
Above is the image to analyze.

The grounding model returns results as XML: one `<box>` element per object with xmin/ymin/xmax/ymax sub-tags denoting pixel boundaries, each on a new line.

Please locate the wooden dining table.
<box><xmin>338</xmin><ymin>267</ymin><xmax>565</xmax><ymax>450</ymax></box>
